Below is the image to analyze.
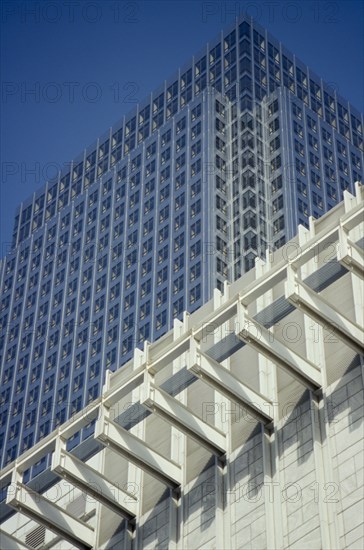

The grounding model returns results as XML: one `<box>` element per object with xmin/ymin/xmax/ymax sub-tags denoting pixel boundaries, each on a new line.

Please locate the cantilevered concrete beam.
<box><xmin>286</xmin><ymin>267</ymin><xmax>364</xmax><ymax>355</ymax></box>
<box><xmin>188</xmin><ymin>341</ymin><xmax>273</xmax><ymax>425</ymax></box>
<box><xmin>337</xmin><ymin>227</ymin><xmax>364</xmax><ymax>280</ymax></box>
<box><xmin>236</xmin><ymin>305</ymin><xmax>322</xmax><ymax>391</ymax></box>
<box><xmin>102</xmin><ymin>367</ymin><xmax>145</xmax><ymax>408</ymax></box>
<box><xmin>51</xmin><ymin>440</ymin><xmax>137</xmax><ymax>520</ymax></box>
<box><xmin>94</xmin><ymin>407</ymin><xmax>181</xmax><ymax>489</ymax></box>
<box><xmin>148</xmin><ymin>333</ymin><xmax>191</xmax><ymax>374</ymax></box>
<box><xmin>6</xmin><ymin>480</ymin><xmax>94</xmax><ymax>550</ymax></box>
<box><xmin>0</xmin><ymin>530</ymin><xmax>32</xmax><ymax>550</ymax></box>
<box><xmin>192</xmin><ymin>298</ymin><xmax>238</xmax><ymax>341</ymax></box>
<box><xmin>141</xmin><ymin>380</ymin><xmax>226</xmax><ymax>457</ymax></box>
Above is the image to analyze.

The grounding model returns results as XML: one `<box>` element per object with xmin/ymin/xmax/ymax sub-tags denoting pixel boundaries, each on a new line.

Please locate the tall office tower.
<box><xmin>0</xmin><ymin>14</ymin><xmax>363</xmax><ymax>470</ymax></box>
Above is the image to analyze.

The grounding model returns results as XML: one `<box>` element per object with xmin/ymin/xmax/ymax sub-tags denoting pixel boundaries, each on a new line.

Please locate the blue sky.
<box><xmin>1</xmin><ymin>0</ymin><xmax>363</xmax><ymax>251</ymax></box>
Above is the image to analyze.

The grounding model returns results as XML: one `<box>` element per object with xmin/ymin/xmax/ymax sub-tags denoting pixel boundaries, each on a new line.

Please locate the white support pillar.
<box><xmin>94</xmin><ymin>406</ymin><xmax>182</xmax><ymax>489</ymax></box>
<box><xmin>188</xmin><ymin>339</ymin><xmax>273</xmax><ymax>425</ymax></box>
<box><xmin>236</xmin><ymin>303</ymin><xmax>322</xmax><ymax>391</ymax></box>
<box><xmin>254</xmin><ymin>253</ymin><xmax>277</xmax><ymax>403</ymax></box>
<box><xmin>140</xmin><ymin>376</ymin><xmax>227</xmax><ymax>457</ymax></box>
<box><xmin>255</xmin><ymin>250</ymin><xmax>285</xmax><ymax>550</ymax></box>
<box><xmin>285</xmin><ymin>266</ymin><xmax>364</xmax><ymax>355</ymax></box>
<box><xmin>51</xmin><ymin>439</ymin><xmax>137</xmax><ymax>520</ymax></box>
<box><xmin>6</xmin><ymin>477</ymin><xmax>94</xmax><ymax>550</ymax></box>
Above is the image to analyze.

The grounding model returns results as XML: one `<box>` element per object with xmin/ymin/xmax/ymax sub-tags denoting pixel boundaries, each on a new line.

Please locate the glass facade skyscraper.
<box><xmin>0</xmin><ymin>14</ymin><xmax>363</xmax><ymax>471</ymax></box>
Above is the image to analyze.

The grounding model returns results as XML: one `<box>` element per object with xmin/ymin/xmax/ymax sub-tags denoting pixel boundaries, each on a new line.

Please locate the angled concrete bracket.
<box><xmin>286</xmin><ymin>265</ymin><xmax>364</xmax><ymax>355</ymax></box>
<box><xmin>51</xmin><ymin>438</ymin><xmax>137</xmax><ymax>520</ymax></box>
<box><xmin>0</xmin><ymin>530</ymin><xmax>32</xmax><ymax>550</ymax></box>
<box><xmin>140</xmin><ymin>373</ymin><xmax>227</xmax><ymax>457</ymax></box>
<box><xmin>6</xmin><ymin>476</ymin><xmax>94</xmax><ymax>550</ymax></box>
<box><xmin>236</xmin><ymin>302</ymin><xmax>322</xmax><ymax>391</ymax></box>
<box><xmin>94</xmin><ymin>405</ymin><xmax>181</xmax><ymax>489</ymax></box>
<box><xmin>337</xmin><ymin>226</ymin><xmax>364</xmax><ymax>280</ymax></box>
<box><xmin>188</xmin><ymin>338</ymin><xmax>273</xmax><ymax>425</ymax></box>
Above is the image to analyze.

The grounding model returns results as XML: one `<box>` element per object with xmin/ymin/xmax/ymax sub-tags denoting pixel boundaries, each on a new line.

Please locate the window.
<box><xmin>156</xmin><ymin>288</ymin><xmax>167</xmax><ymax>307</ymax></box>
<box><xmin>159</xmin><ymin>226</ymin><xmax>169</xmax><ymax>243</ymax></box>
<box><xmin>90</xmin><ymin>361</ymin><xmax>100</xmax><ymax>380</ymax></box>
<box><xmin>272</xmin><ymin>195</ymin><xmax>283</xmax><ymax>213</ymax></box>
<box><xmin>327</xmin><ymin>184</ymin><xmax>337</xmax><ymax>200</ymax></box>
<box><xmin>307</xmin><ymin>115</ymin><xmax>317</xmax><ymax>132</ymax></box>
<box><xmin>146</xmin><ymin>142</ymin><xmax>157</xmax><ymax>159</ymax></box>
<box><xmin>107</xmin><ymin>326</ymin><xmax>118</xmax><ymax>345</ymax></box>
<box><xmin>143</xmin><ymin>237</ymin><xmax>153</xmax><ymax>255</ymax></box>
<box><xmin>190</xmin><ymin>263</ymin><xmax>201</xmax><ymax>281</ymax></box>
<box><xmin>309</xmin><ymin>134</ymin><xmax>318</xmax><ymax>150</ymax></box>
<box><xmin>160</xmin><ymin>166</ymin><xmax>170</xmax><ymax>184</ymax></box>
<box><xmin>190</xmin><ymin>241</ymin><xmax>201</xmax><ymax>260</ymax></box>
<box><xmin>123</xmin><ymin>313</ymin><xmax>134</xmax><ymax>332</ymax></box>
<box><xmin>270</xmin><ymin>136</ymin><xmax>280</xmax><ymax>154</ymax></box>
<box><xmin>140</xmin><ymin>301</ymin><xmax>151</xmax><ymax>320</ymax></box>
<box><xmin>173</xmin><ymin>297</ymin><xmax>184</xmax><ymax>317</ymax></box>
<box><xmin>173</xmin><ymin>275</ymin><xmax>184</xmax><ymax>294</ymax></box>
<box><xmin>268</xmin><ymin>99</ymin><xmax>279</xmax><ymax>117</ymax></box>
<box><xmin>191</xmin><ymin>219</ymin><xmax>201</xmax><ymax>239</ymax></box>
<box><xmin>298</xmin><ymin>198</ymin><xmax>308</xmax><ymax>216</ymax></box>
<box><xmin>174</xmin><ymin>254</ymin><xmax>184</xmax><ymax>272</ymax></box>
<box><xmin>125</xmin><ymin>291</ymin><xmax>135</xmax><ymax>309</ymax></box>
<box><xmin>191</xmin><ymin>122</ymin><xmax>201</xmax><ymax>140</ymax></box>
<box><xmin>141</xmin><ymin>258</ymin><xmax>152</xmax><ymax>276</ymax></box>
<box><xmin>190</xmin><ymin>284</ymin><xmax>201</xmax><ymax>304</ymax></box>
<box><xmin>145</xmin><ymin>179</ymin><xmax>155</xmax><ymax>195</ymax></box>
<box><xmin>273</xmin><ymin>215</ymin><xmax>285</xmax><ymax>234</ymax></box>
<box><xmin>191</xmin><ymin>104</ymin><xmax>202</xmax><ymax>121</ymax></box>
<box><xmin>125</xmin><ymin>271</ymin><xmax>136</xmax><ymax>288</ymax></box>
<box><xmin>156</xmin><ymin>310</ymin><xmax>167</xmax><ymax>330</ymax></box>
<box><xmin>176</xmin><ymin>117</ymin><xmax>186</xmax><ymax>134</ymax></box>
<box><xmin>144</xmin><ymin>197</ymin><xmax>155</xmax><ymax>214</ymax></box>
<box><xmin>176</xmin><ymin>135</ymin><xmax>186</xmax><ymax>152</ymax></box>
<box><xmin>110</xmin><ymin>282</ymin><xmax>121</xmax><ymax>301</ymax></box>
<box><xmin>312</xmin><ymin>191</ymin><xmax>323</xmax><ymax>209</ymax></box>
<box><xmin>108</xmin><ymin>304</ymin><xmax>119</xmax><ymax>322</ymax></box>
<box><xmin>191</xmin><ymin>159</ymin><xmax>201</xmax><ymax>177</ymax></box>
<box><xmin>269</xmin><ymin>118</ymin><xmax>279</xmax><ymax>135</ymax></box>
<box><xmin>174</xmin><ymin>234</ymin><xmax>185</xmax><ymax>252</ymax></box>
<box><xmin>141</xmin><ymin>280</ymin><xmax>151</xmax><ymax>297</ymax></box>
<box><xmin>160</xmin><ymin>185</ymin><xmax>170</xmax><ymax>202</ymax></box>
<box><xmin>175</xmin><ymin>194</ymin><xmax>185</xmax><ymax>211</ymax></box>
<box><xmin>157</xmin><ymin>266</ymin><xmax>168</xmax><ymax>285</ymax></box>
<box><xmin>161</xmin><ymin>129</ymin><xmax>171</xmax><ymax>146</ymax></box>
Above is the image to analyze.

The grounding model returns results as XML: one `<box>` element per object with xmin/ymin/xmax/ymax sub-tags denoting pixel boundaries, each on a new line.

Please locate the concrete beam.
<box><xmin>102</xmin><ymin>367</ymin><xmax>145</xmax><ymax>408</ymax></box>
<box><xmin>148</xmin><ymin>333</ymin><xmax>191</xmax><ymax>374</ymax></box>
<box><xmin>6</xmin><ymin>480</ymin><xmax>94</xmax><ymax>550</ymax></box>
<box><xmin>0</xmin><ymin>530</ymin><xmax>32</xmax><ymax>550</ymax></box>
<box><xmin>286</xmin><ymin>267</ymin><xmax>364</xmax><ymax>355</ymax></box>
<box><xmin>337</xmin><ymin>227</ymin><xmax>364</xmax><ymax>280</ymax></box>
<box><xmin>188</xmin><ymin>341</ymin><xmax>273</xmax><ymax>425</ymax></box>
<box><xmin>141</xmin><ymin>380</ymin><xmax>227</xmax><ymax>457</ymax></box>
<box><xmin>236</xmin><ymin>305</ymin><xmax>322</xmax><ymax>391</ymax></box>
<box><xmin>94</xmin><ymin>407</ymin><xmax>181</xmax><ymax>489</ymax></box>
<box><xmin>191</xmin><ymin>298</ymin><xmax>238</xmax><ymax>341</ymax></box>
<box><xmin>51</xmin><ymin>440</ymin><xmax>137</xmax><ymax>520</ymax></box>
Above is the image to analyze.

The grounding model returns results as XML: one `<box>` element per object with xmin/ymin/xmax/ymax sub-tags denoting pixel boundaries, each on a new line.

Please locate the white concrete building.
<box><xmin>1</xmin><ymin>184</ymin><xmax>363</xmax><ymax>549</ymax></box>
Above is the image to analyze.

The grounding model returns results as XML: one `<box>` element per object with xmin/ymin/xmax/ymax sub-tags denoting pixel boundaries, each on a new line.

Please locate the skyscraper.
<box><xmin>0</xmin><ymin>13</ymin><xmax>363</xmax><ymax>471</ymax></box>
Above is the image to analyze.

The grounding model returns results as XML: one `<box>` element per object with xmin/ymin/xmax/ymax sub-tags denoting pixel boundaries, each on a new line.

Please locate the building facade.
<box><xmin>0</xmin><ymin>14</ymin><xmax>363</xmax><ymax>470</ymax></box>
<box><xmin>1</xmin><ymin>188</ymin><xmax>363</xmax><ymax>549</ymax></box>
